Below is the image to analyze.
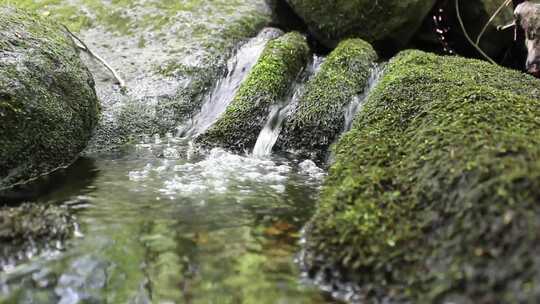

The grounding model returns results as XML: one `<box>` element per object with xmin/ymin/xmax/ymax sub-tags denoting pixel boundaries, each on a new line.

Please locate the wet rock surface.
<box><xmin>0</xmin><ymin>6</ymin><xmax>100</xmax><ymax>190</ymax></box>
<box><xmin>10</xmin><ymin>0</ymin><xmax>273</xmax><ymax>152</ymax></box>
<box><xmin>304</xmin><ymin>50</ymin><xmax>540</xmax><ymax>302</ymax></box>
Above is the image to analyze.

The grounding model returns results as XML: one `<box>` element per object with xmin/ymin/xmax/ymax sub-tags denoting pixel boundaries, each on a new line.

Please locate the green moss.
<box><xmin>305</xmin><ymin>50</ymin><xmax>540</xmax><ymax>302</ymax></box>
<box><xmin>277</xmin><ymin>39</ymin><xmax>377</xmax><ymax>161</ymax></box>
<box><xmin>197</xmin><ymin>32</ymin><xmax>310</xmax><ymax>151</ymax></box>
<box><xmin>0</xmin><ymin>6</ymin><xmax>99</xmax><ymax>189</ymax></box>
<box><xmin>283</xmin><ymin>0</ymin><xmax>435</xmax><ymax>49</ymax></box>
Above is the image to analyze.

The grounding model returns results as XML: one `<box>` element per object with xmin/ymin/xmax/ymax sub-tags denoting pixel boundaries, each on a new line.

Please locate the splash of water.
<box><xmin>252</xmin><ymin>56</ymin><xmax>325</xmax><ymax>157</ymax></box>
<box><xmin>252</xmin><ymin>100</ymin><xmax>294</xmax><ymax>158</ymax></box>
<box><xmin>178</xmin><ymin>29</ymin><xmax>282</xmax><ymax>137</ymax></box>
<box><xmin>343</xmin><ymin>64</ymin><xmax>385</xmax><ymax>132</ymax></box>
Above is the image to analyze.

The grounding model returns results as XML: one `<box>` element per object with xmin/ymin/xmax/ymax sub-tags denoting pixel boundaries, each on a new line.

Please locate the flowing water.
<box><xmin>343</xmin><ymin>64</ymin><xmax>384</xmax><ymax>132</ymax></box>
<box><xmin>252</xmin><ymin>56</ymin><xmax>325</xmax><ymax>157</ymax></box>
<box><xmin>0</xmin><ymin>136</ymin><xmax>341</xmax><ymax>303</ymax></box>
<box><xmin>178</xmin><ymin>29</ymin><xmax>282</xmax><ymax>138</ymax></box>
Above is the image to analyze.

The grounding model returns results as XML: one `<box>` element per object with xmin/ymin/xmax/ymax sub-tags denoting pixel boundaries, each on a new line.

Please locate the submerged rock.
<box><xmin>280</xmin><ymin>0</ymin><xmax>436</xmax><ymax>51</ymax></box>
<box><xmin>0</xmin><ymin>202</ymin><xmax>75</xmax><ymax>268</ymax></box>
<box><xmin>304</xmin><ymin>50</ymin><xmax>540</xmax><ymax>302</ymax></box>
<box><xmin>0</xmin><ymin>7</ymin><xmax>99</xmax><ymax>190</ymax></box>
<box><xmin>276</xmin><ymin>39</ymin><xmax>378</xmax><ymax>162</ymax></box>
<box><xmin>197</xmin><ymin>32</ymin><xmax>310</xmax><ymax>151</ymax></box>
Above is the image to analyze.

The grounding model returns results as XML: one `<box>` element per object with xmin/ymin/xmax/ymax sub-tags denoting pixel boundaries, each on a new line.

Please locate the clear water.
<box><xmin>0</xmin><ymin>137</ymin><xmax>340</xmax><ymax>304</ymax></box>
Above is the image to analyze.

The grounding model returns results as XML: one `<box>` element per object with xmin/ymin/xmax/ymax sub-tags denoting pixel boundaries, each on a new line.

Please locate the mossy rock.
<box><xmin>281</xmin><ymin>0</ymin><xmax>436</xmax><ymax>51</ymax></box>
<box><xmin>0</xmin><ymin>6</ymin><xmax>99</xmax><ymax>190</ymax></box>
<box><xmin>304</xmin><ymin>50</ymin><xmax>540</xmax><ymax>302</ymax></box>
<box><xmin>276</xmin><ymin>39</ymin><xmax>377</xmax><ymax>162</ymax></box>
<box><xmin>197</xmin><ymin>32</ymin><xmax>310</xmax><ymax>151</ymax></box>
<box><xmin>3</xmin><ymin>0</ymin><xmax>274</xmax><ymax>152</ymax></box>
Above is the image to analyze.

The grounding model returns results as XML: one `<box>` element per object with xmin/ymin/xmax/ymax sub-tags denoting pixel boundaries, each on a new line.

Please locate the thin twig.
<box><xmin>476</xmin><ymin>0</ymin><xmax>513</xmax><ymax>45</ymax></box>
<box><xmin>455</xmin><ymin>0</ymin><xmax>497</xmax><ymax>64</ymax></box>
<box><xmin>497</xmin><ymin>21</ymin><xmax>516</xmax><ymax>31</ymax></box>
<box><xmin>62</xmin><ymin>25</ymin><xmax>127</xmax><ymax>90</ymax></box>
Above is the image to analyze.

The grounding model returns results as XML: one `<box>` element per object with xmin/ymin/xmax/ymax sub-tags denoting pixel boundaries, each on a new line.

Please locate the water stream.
<box><xmin>252</xmin><ymin>56</ymin><xmax>325</xmax><ymax>157</ymax></box>
<box><xmin>178</xmin><ymin>29</ymin><xmax>282</xmax><ymax>138</ymax></box>
<box><xmin>0</xmin><ymin>137</ymin><xmax>341</xmax><ymax>303</ymax></box>
<box><xmin>343</xmin><ymin>64</ymin><xmax>384</xmax><ymax>132</ymax></box>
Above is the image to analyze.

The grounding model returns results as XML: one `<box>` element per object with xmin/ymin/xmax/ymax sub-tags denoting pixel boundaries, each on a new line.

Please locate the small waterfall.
<box><xmin>343</xmin><ymin>64</ymin><xmax>384</xmax><ymax>132</ymax></box>
<box><xmin>252</xmin><ymin>97</ymin><xmax>294</xmax><ymax>157</ymax></box>
<box><xmin>178</xmin><ymin>29</ymin><xmax>282</xmax><ymax>137</ymax></box>
<box><xmin>252</xmin><ymin>55</ymin><xmax>324</xmax><ymax>157</ymax></box>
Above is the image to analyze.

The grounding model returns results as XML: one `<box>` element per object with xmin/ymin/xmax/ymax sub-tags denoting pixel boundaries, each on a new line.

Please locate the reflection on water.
<box><xmin>0</xmin><ymin>138</ymin><xmax>340</xmax><ymax>304</ymax></box>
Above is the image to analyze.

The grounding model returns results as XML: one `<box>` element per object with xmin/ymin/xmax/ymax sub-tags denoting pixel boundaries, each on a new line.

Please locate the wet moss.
<box><xmin>277</xmin><ymin>39</ymin><xmax>377</xmax><ymax>162</ymax></box>
<box><xmin>0</xmin><ymin>7</ymin><xmax>99</xmax><ymax>189</ymax></box>
<box><xmin>197</xmin><ymin>32</ymin><xmax>310</xmax><ymax>151</ymax></box>
<box><xmin>305</xmin><ymin>50</ymin><xmax>540</xmax><ymax>302</ymax></box>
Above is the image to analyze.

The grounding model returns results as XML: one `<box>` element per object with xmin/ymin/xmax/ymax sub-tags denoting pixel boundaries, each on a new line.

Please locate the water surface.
<box><xmin>0</xmin><ymin>138</ymin><xmax>339</xmax><ymax>304</ymax></box>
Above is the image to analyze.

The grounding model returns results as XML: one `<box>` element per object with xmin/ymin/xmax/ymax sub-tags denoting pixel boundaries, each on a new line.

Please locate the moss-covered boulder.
<box><xmin>0</xmin><ymin>7</ymin><xmax>99</xmax><ymax>190</ymax></box>
<box><xmin>304</xmin><ymin>50</ymin><xmax>540</xmax><ymax>302</ymax></box>
<box><xmin>281</xmin><ymin>0</ymin><xmax>436</xmax><ymax>50</ymax></box>
<box><xmin>197</xmin><ymin>32</ymin><xmax>310</xmax><ymax>151</ymax></box>
<box><xmin>276</xmin><ymin>39</ymin><xmax>377</xmax><ymax>162</ymax></box>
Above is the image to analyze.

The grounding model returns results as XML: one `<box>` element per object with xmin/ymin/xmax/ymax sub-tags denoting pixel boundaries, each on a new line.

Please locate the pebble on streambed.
<box><xmin>0</xmin><ymin>202</ymin><xmax>78</xmax><ymax>271</ymax></box>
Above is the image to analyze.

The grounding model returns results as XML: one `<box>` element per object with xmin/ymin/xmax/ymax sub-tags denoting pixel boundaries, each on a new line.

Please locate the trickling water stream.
<box><xmin>178</xmin><ymin>29</ymin><xmax>282</xmax><ymax>138</ymax></box>
<box><xmin>343</xmin><ymin>64</ymin><xmax>384</xmax><ymax>132</ymax></box>
<box><xmin>253</xmin><ymin>56</ymin><xmax>325</xmax><ymax>157</ymax></box>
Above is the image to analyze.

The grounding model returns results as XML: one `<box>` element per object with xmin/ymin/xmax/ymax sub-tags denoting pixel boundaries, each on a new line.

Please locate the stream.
<box><xmin>0</xmin><ymin>137</ymin><xmax>340</xmax><ymax>303</ymax></box>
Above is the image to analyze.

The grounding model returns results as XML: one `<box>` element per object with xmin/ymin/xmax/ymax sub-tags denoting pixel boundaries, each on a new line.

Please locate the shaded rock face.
<box><xmin>280</xmin><ymin>0</ymin><xmax>436</xmax><ymax>52</ymax></box>
<box><xmin>10</xmin><ymin>0</ymin><xmax>273</xmax><ymax>152</ymax></box>
<box><xmin>0</xmin><ymin>7</ymin><xmax>99</xmax><ymax>190</ymax></box>
<box><xmin>304</xmin><ymin>50</ymin><xmax>540</xmax><ymax>302</ymax></box>
<box><xmin>276</xmin><ymin>39</ymin><xmax>378</xmax><ymax>162</ymax></box>
<box><xmin>414</xmin><ymin>0</ymin><xmax>519</xmax><ymax>66</ymax></box>
<box><xmin>197</xmin><ymin>32</ymin><xmax>310</xmax><ymax>152</ymax></box>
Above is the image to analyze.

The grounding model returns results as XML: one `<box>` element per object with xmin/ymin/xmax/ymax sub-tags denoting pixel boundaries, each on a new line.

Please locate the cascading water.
<box><xmin>252</xmin><ymin>56</ymin><xmax>325</xmax><ymax>157</ymax></box>
<box><xmin>178</xmin><ymin>28</ymin><xmax>282</xmax><ymax>137</ymax></box>
<box><xmin>343</xmin><ymin>64</ymin><xmax>384</xmax><ymax>132</ymax></box>
<box><xmin>252</xmin><ymin>93</ymin><xmax>297</xmax><ymax>158</ymax></box>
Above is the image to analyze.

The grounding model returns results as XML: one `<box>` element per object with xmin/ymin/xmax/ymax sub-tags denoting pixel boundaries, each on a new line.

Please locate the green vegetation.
<box><xmin>0</xmin><ymin>6</ymin><xmax>99</xmax><ymax>189</ymax></box>
<box><xmin>305</xmin><ymin>50</ymin><xmax>540</xmax><ymax>302</ymax></box>
<box><xmin>277</xmin><ymin>38</ymin><xmax>377</xmax><ymax>161</ymax></box>
<box><xmin>197</xmin><ymin>32</ymin><xmax>310</xmax><ymax>151</ymax></box>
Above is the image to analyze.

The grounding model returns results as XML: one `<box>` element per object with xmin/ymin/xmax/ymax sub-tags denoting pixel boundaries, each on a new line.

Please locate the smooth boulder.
<box><xmin>281</xmin><ymin>0</ymin><xmax>436</xmax><ymax>50</ymax></box>
<box><xmin>0</xmin><ymin>7</ymin><xmax>99</xmax><ymax>190</ymax></box>
<box><xmin>304</xmin><ymin>50</ymin><xmax>540</xmax><ymax>302</ymax></box>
